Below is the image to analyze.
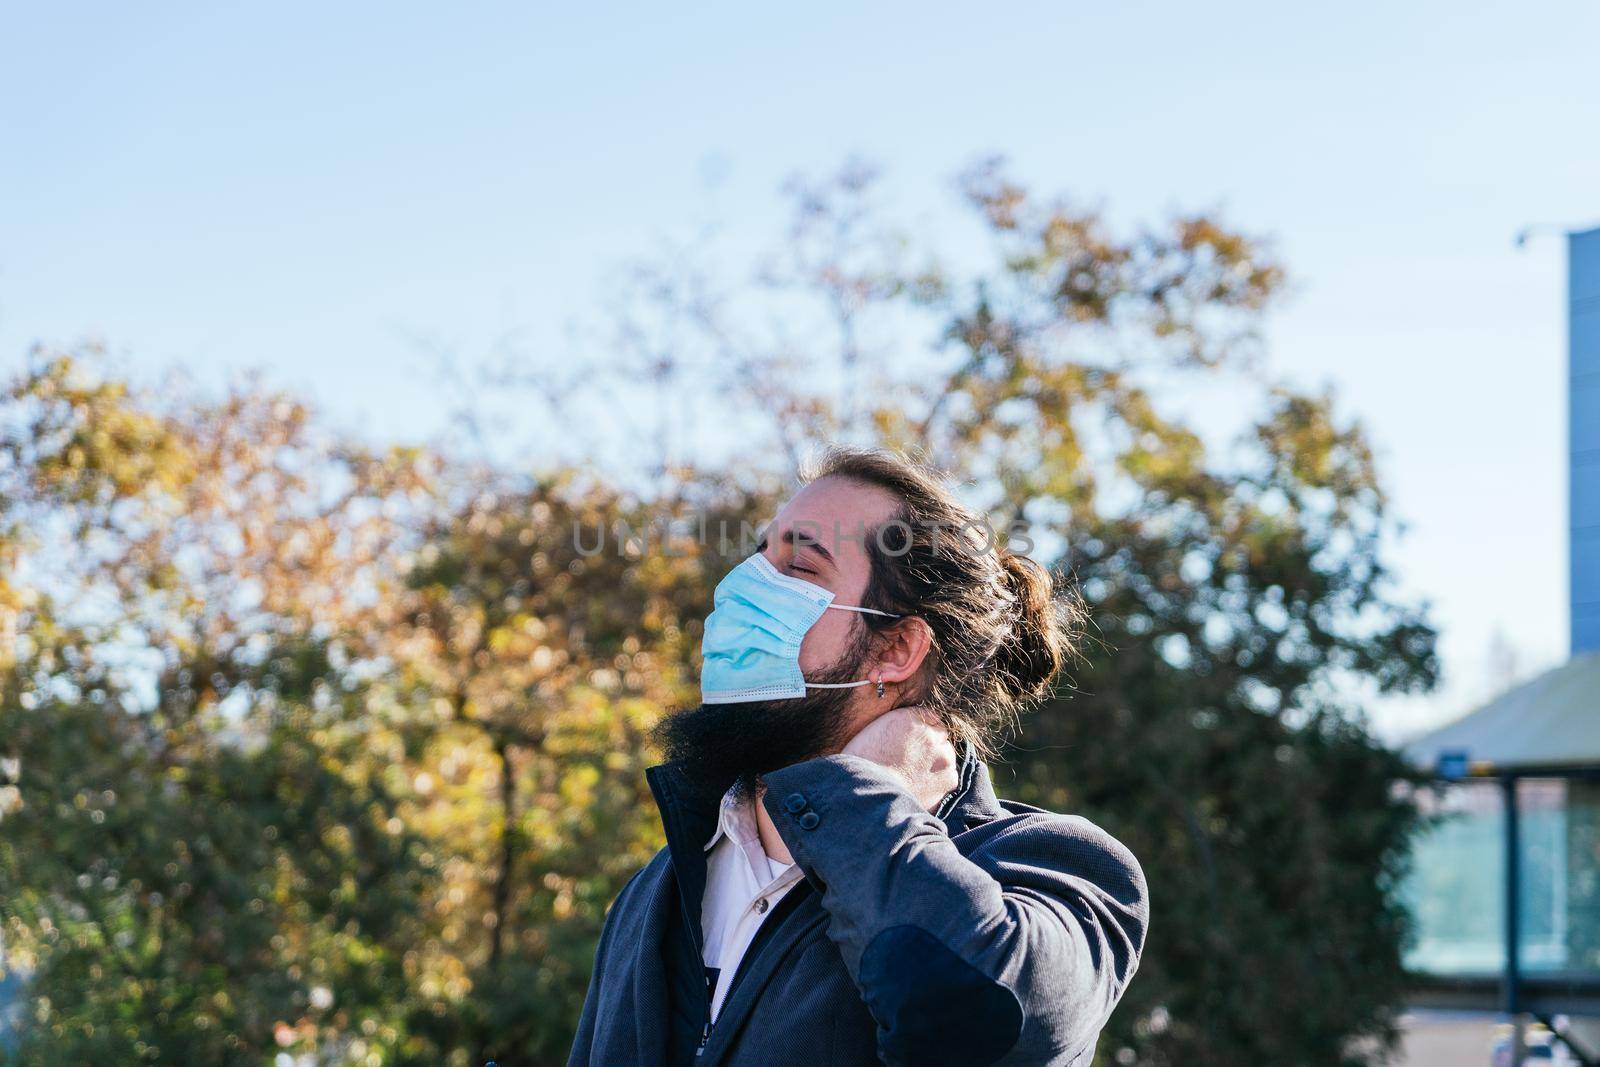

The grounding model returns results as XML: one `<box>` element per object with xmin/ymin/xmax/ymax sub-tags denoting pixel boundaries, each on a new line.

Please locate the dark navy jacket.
<box><xmin>566</xmin><ymin>747</ymin><xmax>1148</xmax><ymax>1066</ymax></box>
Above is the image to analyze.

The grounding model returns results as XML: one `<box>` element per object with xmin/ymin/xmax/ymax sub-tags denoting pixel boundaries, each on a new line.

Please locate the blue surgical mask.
<box><xmin>700</xmin><ymin>552</ymin><xmax>901</xmax><ymax>704</ymax></box>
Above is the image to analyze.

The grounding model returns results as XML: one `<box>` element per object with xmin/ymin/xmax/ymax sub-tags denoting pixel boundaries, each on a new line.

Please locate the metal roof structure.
<box><xmin>1404</xmin><ymin>651</ymin><xmax>1600</xmax><ymax>775</ymax></box>
<box><xmin>1403</xmin><ymin>651</ymin><xmax>1600</xmax><ymax>1040</ymax></box>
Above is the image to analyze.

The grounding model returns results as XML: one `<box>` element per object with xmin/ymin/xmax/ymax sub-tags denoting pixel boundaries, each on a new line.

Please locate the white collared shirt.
<box><xmin>699</xmin><ymin>786</ymin><xmax>805</xmax><ymax>1027</ymax></box>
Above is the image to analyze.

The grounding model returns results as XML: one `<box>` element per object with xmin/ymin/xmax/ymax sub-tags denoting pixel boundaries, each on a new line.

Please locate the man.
<box><xmin>567</xmin><ymin>448</ymin><xmax>1148</xmax><ymax>1067</ymax></box>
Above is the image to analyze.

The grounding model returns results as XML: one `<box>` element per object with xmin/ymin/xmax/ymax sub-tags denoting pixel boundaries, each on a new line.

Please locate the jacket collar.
<box><xmin>645</xmin><ymin>740</ymin><xmax>1004</xmax><ymax>855</ymax></box>
<box><xmin>934</xmin><ymin>742</ymin><xmax>1006</xmax><ymax>833</ymax></box>
<box><xmin>644</xmin><ymin>761</ymin><xmax>723</xmax><ymax>957</ymax></box>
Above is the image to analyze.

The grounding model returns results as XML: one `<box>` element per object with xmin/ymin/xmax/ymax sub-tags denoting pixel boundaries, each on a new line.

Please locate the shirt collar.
<box><xmin>703</xmin><ymin>785</ymin><xmax>760</xmax><ymax>851</ymax></box>
<box><xmin>703</xmin><ymin>785</ymin><xmax>796</xmax><ymax>884</ymax></box>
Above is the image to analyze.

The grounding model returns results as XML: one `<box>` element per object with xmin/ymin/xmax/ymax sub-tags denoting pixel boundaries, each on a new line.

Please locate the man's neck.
<box><xmin>753</xmin><ymin>786</ymin><xmax>794</xmax><ymax>865</ymax></box>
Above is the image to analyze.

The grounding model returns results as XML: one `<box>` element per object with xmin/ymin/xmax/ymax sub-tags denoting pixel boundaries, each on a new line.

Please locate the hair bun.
<box><xmin>994</xmin><ymin>552</ymin><xmax>1072</xmax><ymax>705</ymax></box>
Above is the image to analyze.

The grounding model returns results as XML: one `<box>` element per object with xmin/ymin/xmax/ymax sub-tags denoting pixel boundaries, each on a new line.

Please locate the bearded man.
<box><xmin>567</xmin><ymin>448</ymin><xmax>1148</xmax><ymax>1067</ymax></box>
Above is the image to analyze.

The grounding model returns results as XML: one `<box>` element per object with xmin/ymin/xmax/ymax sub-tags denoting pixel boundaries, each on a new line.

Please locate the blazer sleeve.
<box><xmin>760</xmin><ymin>754</ymin><xmax>1148</xmax><ymax>1067</ymax></box>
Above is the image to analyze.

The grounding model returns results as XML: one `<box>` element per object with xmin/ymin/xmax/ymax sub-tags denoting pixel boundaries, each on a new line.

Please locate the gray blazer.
<box><xmin>567</xmin><ymin>746</ymin><xmax>1148</xmax><ymax>1066</ymax></box>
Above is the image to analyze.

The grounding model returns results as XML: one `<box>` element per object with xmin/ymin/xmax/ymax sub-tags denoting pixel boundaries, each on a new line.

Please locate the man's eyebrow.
<box><xmin>784</xmin><ymin>528</ymin><xmax>835</xmax><ymax>566</ymax></box>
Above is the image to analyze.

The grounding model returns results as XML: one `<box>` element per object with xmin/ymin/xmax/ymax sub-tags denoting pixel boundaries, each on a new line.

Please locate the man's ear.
<box><xmin>872</xmin><ymin>617</ymin><xmax>934</xmax><ymax>686</ymax></box>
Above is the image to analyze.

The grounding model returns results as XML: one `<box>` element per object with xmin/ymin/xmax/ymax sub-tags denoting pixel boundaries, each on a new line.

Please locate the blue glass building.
<box><xmin>1571</xmin><ymin>226</ymin><xmax>1600</xmax><ymax>655</ymax></box>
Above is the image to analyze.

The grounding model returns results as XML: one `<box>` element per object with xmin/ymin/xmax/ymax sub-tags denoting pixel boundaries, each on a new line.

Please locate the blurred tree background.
<box><xmin>0</xmin><ymin>160</ymin><xmax>1438</xmax><ymax>1066</ymax></box>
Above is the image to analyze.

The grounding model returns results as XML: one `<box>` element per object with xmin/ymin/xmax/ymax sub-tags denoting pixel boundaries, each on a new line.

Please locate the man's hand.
<box><xmin>841</xmin><ymin>706</ymin><xmax>960</xmax><ymax>812</ymax></box>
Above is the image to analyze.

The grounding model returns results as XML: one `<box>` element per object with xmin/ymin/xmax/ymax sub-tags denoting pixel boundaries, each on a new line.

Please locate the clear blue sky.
<box><xmin>4</xmin><ymin>1</ymin><xmax>1598</xmax><ymax>739</ymax></box>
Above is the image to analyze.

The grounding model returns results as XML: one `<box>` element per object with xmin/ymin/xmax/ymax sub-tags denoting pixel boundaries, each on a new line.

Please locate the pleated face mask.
<box><xmin>700</xmin><ymin>552</ymin><xmax>901</xmax><ymax>704</ymax></box>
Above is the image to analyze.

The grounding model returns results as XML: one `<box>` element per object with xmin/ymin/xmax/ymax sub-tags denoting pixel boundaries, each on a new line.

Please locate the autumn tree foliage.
<box><xmin>0</xmin><ymin>355</ymin><xmax>731</xmax><ymax>1064</ymax></box>
<box><xmin>0</xmin><ymin>160</ymin><xmax>1437</xmax><ymax>1066</ymax></box>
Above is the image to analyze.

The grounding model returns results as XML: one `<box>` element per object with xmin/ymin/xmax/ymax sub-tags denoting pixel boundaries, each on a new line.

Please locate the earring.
<box><xmin>875</xmin><ymin>676</ymin><xmax>886</xmax><ymax>699</ymax></box>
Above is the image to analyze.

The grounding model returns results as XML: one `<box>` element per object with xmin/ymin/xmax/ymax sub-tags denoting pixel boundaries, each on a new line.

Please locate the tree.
<box><xmin>0</xmin><ymin>352</ymin><xmax>441</xmax><ymax>1062</ymax></box>
<box><xmin>386</xmin><ymin>475</ymin><xmax>761</xmax><ymax>1063</ymax></box>
<box><xmin>2</xmin><ymin>155</ymin><xmax>1440</xmax><ymax>1066</ymax></box>
<box><xmin>0</xmin><ymin>352</ymin><xmax>760</xmax><ymax>1065</ymax></box>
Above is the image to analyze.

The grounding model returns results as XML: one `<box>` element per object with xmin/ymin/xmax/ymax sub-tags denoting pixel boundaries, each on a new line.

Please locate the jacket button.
<box><xmin>783</xmin><ymin>793</ymin><xmax>807</xmax><ymax>813</ymax></box>
<box><xmin>798</xmin><ymin>811</ymin><xmax>821</xmax><ymax>830</ymax></box>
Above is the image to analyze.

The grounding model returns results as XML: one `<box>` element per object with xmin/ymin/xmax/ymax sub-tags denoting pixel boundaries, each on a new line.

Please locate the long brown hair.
<box><xmin>804</xmin><ymin>447</ymin><xmax>1082</xmax><ymax>760</ymax></box>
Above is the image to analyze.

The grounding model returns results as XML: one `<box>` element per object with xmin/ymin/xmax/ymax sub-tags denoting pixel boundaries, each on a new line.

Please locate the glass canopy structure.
<box><xmin>1403</xmin><ymin>652</ymin><xmax>1600</xmax><ymax>1058</ymax></box>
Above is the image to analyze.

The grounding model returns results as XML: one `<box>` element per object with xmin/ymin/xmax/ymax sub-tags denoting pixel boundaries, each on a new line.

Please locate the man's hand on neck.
<box><xmin>841</xmin><ymin>706</ymin><xmax>960</xmax><ymax>811</ymax></box>
<box><xmin>754</xmin><ymin>706</ymin><xmax>960</xmax><ymax>865</ymax></box>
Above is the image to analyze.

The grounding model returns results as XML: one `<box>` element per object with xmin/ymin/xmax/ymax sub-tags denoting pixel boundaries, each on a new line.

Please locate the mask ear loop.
<box><xmin>808</xmin><ymin>606</ymin><xmax>904</xmax><ymax>693</ymax></box>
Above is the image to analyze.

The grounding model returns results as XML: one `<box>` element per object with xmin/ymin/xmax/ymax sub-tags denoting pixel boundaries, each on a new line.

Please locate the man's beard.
<box><xmin>655</xmin><ymin>632</ymin><xmax>869</xmax><ymax>800</ymax></box>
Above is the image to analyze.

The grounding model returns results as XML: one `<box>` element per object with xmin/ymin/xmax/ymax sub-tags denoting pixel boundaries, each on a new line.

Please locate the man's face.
<box><xmin>760</xmin><ymin>474</ymin><xmax>899</xmax><ymax>688</ymax></box>
<box><xmin>654</xmin><ymin>475</ymin><xmax>902</xmax><ymax>793</ymax></box>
